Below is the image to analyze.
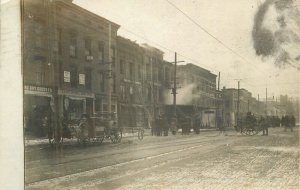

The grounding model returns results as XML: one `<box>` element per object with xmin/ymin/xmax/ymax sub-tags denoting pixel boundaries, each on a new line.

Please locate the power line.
<box><xmin>164</xmin><ymin>0</ymin><xmax>267</xmax><ymax>76</ymax></box>
<box><xmin>119</xmin><ymin>27</ymin><xmax>218</xmax><ymax>73</ymax></box>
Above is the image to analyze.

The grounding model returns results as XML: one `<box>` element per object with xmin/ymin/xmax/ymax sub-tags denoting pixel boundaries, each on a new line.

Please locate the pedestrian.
<box><xmin>193</xmin><ymin>117</ymin><xmax>200</xmax><ymax>134</ymax></box>
<box><xmin>259</xmin><ymin>117</ymin><xmax>268</xmax><ymax>136</ymax></box>
<box><xmin>170</xmin><ymin>117</ymin><xmax>177</xmax><ymax>135</ymax></box>
<box><xmin>217</xmin><ymin>116</ymin><xmax>225</xmax><ymax>135</ymax></box>
<box><xmin>162</xmin><ymin>114</ymin><xmax>169</xmax><ymax>136</ymax></box>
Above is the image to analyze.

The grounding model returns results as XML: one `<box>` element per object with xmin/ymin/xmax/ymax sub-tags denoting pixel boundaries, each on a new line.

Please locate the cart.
<box><xmin>48</xmin><ymin>112</ymin><xmax>122</xmax><ymax>146</ymax></box>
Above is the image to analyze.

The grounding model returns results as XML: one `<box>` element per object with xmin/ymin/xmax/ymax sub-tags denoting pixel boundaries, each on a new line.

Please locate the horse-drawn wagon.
<box><xmin>48</xmin><ymin>112</ymin><xmax>122</xmax><ymax>146</ymax></box>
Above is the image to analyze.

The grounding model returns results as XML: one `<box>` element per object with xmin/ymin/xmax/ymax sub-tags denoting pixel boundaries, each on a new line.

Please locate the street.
<box><xmin>25</xmin><ymin>127</ymin><xmax>299</xmax><ymax>190</ymax></box>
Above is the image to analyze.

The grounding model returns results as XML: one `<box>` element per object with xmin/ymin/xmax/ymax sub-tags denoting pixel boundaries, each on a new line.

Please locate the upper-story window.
<box><xmin>53</xmin><ymin>28</ymin><xmax>62</xmax><ymax>54</ymax></box>
<box><xmin>138</xmin><ymin>64</ymin><xmax>142</xmax><ymax>81</ymax></box>
<box><xmin>120</xmin><ymin>60</ymin><xmax>124</xmax><ymax>75</ymax></box>
<box><xmin>98</xmin><ymin>42</ymin><xmax>104</xmax><ymax>63</ymax></box>
<box><xmin>110</xmin><ymin>46</ymin><xmax>115</xmax><ymax>66</ymax></box>
<box><xmin>35</xmin><ymin>72</ymin><xmax>44</xmax><ymax>85</ymax></box>
<box><xmin>69</xmin><ymin>33</ymin><xmax>77</xmax><ymax>57</ymax></box>
<box><xmin>34</xmin><ymin>21</ymin><xmax>43</xmax><ymax>48</ymax></box>
<box><xmin>129</xmin><ymin>62</ymin><xmax>135</xmax><ymax>81</ymax></box>
<box><xmin>84</xmin><ymin>38</ymin><xmax>92</xmax><ymax>56</ymax></box>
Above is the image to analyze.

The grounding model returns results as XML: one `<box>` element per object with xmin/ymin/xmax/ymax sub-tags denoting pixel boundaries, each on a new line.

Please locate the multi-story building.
<box><xmin>117</xmin><ymin>37</ymin><xmax>172</xmax><ymax>128</ymax></box>
<box><xmin>23</xmin><ymin>0</ymin><xmax>119</xmax><ymax>136</ymax></box>
<box><xmin>175</xmin><ymin>63</ymin><xmax>217</xmax><ymax>127</ymax></box>
<box><xmin>222</xmin><ymin>88</ymin><xmax>259</xmax><ymax>127</ymax></box>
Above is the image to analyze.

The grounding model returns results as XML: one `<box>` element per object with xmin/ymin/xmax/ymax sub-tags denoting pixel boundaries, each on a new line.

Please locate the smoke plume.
<box><xmin>252</xmin><ymin>0</ymin><xmax>300</xmax><ymax>69</ymax></box>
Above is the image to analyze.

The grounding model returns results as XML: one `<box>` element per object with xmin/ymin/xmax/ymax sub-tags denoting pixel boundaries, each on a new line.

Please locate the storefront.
<box><xmin>58</xmin><ymin>89</ymin><xmax>95</xmax><ymax>120</ymax></box>
<box><xmin>24</xmin><ymin>85</ymin><xmax>53</xmax><ymax>137</ymax></box>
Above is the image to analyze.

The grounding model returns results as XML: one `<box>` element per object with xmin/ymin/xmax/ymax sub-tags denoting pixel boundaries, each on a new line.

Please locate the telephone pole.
<box><xmin>108</xmin><ymin>23</ymin><xmax>112</xmax><ymax>117</ymax></box>
<box><xmin>173</xmin><ymin>52</ymin><xmax>177</xmax><ymax>117</ymax></box>
<box><xmin>237</xmin><ymin>81</ymin><xmax>240</xmax><ymax>130</ymax></box>
<box><xmin>265</xmin><ymin>88</ymin><xmax>267</xmax><ymax>116</ymax></box>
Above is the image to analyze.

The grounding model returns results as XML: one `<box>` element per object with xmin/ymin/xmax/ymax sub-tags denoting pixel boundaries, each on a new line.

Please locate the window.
<box><xmin>110</xmin><ymin>46</ymin><xmax>115</xmax><ymax>66</ymax></box>
<box><xmin>129</xmin><ymin>62</ymin><xmax>135</xmax><ymax>81</ymax></box>
<box><xmin>138</xmin><ymin>64</ymin><xmax>142</xmax><ymax>81</ymax></box>
<box><xmin>98</xmin><ymin>42</ymin><xmax>104</xmax><ymax>63</ymax></box>
<box><xmin>53</xmin><ymin>28</ymin><xmax>62</xmax><ymax>54</ymax></box>
<box><xmin>69</xmin><ymin>33</ymin><xmax>77</xmax><ymax>57</ymax></box>
<box><xmin>120</xmin><ymin>60</ymin><xmax>124</xmax><ymax>74</ymax></box>
<box><xmin>95</xmin><ymin>98</ymin><xmax>101</xmax><ymax>112</ymax></box>
<box><xmin>35</xmin><ymin>72</ymin><xmax>44</xmax><ymax>85</ymax></box>
<box><xmin>85</xmin><ymin>69</ymin><xmax>92</xmax><ymax>89</ymax></box>
<box><xmin>34</xmin><ymin>21</ymin><xmax>43</xmax><ymax>48</ymax></box>
<box><xmin>99</xmin><ymin>73</ymin><xmax>105</xmax><ymax>92</ymax></box>
<box><xmin>84</xmin><ymin>38</ymin><xmax>92</xmax><ymax>57</ymax></box>
<box><xmin>146</xmin><ymin>64</ymin><xmax>151</xmax><ymax>80</ymax></box>
<box><xmin>70</xmin><ymin>66</ymin><xmax>78</xmax><ymax>88</ymax></box>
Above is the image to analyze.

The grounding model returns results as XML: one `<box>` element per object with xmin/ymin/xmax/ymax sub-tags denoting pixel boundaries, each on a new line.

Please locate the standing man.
<box><xmin>259</xmin><ymin>116</ymin><xmax>268</xmax><ymax>136</ymax></box>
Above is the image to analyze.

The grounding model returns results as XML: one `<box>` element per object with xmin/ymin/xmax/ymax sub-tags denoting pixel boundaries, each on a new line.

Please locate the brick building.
<box><xmin>117</xmin><ymin>37</ymin><xmax>173</xmax><ymax>128</ymax></box>
<box><xmin>222</xmin><ymin>88</ymin><xmax>258</xmax><ymax>127</ymax></box>
<box><xmin>23</xmin><ymin>0</ymin><xmax>119</xmax><ymax>136</ymax></box>
<box><xmin>175</xmin><ymin>63</ymin><xmax>218</xmax><ymax>127</ymax></box>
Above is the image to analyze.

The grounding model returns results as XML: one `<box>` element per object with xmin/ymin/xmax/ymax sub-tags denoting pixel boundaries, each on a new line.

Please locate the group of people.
<box><xmin>151</xmin><ymin>115</ymin><xmax>201</xmax><ymax>136</ymax></box>
<box><xmin>242</xmin><ymin>112</ymin><xmax>296</xmax><ymax>136</ymax></box>
<box><xmin>281</xmin><ymin>115</ymin><xmax>296</xmax><ymax>132</ymax></box>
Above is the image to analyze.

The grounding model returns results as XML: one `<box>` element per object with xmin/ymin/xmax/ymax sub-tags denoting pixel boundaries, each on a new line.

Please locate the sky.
<box><xmin>74</xmin><ymin>0</ymin><xmax>300</xmax><ymax>98</ymax></box>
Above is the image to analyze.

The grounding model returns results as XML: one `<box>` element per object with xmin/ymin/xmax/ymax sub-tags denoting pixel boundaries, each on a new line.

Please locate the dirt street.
<box><xmin>25</xmin><ymin>127</ymin><xmax>299</xmax><ymax>190</ymax></box>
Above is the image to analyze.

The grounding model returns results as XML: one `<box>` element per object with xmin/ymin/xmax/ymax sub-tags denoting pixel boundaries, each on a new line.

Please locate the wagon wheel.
<box><xmin>48</xmin><ymin>127</ymin><xmax>63</xmax><ymax>147</ymax></box>
<box><xmin>138</xmin><ymin>128</ymin><xmax>144</xmax><ymax>140</ymax></box>
<box><xmin>110</xmin><ymin>128</ymin><xmax>122</xmax><ymax>143</ymax></box>
<box><xmin>96</xmin><ymin>136</ymin><xmax>104</xmax><ymax>144</ymax></box>
<box><xmin>77</xmin><ymin>122</ymin><xmax>89</xmax><ymax>144</ymax></box>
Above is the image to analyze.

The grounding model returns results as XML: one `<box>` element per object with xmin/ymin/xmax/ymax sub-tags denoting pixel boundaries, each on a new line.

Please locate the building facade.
<box><xmin>23</xmin><ymin>0</ymin><xmax>119</xmax><ymax>136</ymax></box>
<box><xmin>117</xmin><ymin>37</ymin><xmax>173</xmax><ymax>128</ymax></box>
<box><xmin>175</xmin><ymin>63</ymin><xmax>217</xmax><ymax>127</ymax></box>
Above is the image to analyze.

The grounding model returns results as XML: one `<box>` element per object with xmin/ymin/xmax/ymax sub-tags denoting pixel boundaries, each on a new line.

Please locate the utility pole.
<box><xmin>169</xmin><ymin>53</ymin><xmax>183</xmax><ymax>118</ymax></box>
<box><xmin>108</xmin><ymin>23</ymin><xmax>112</xmax><ymax>118</ymax></box>
<box><xmin>247</xmin><ymin>99</ymin><xmax>249</xmax><ymax>112</ymax></box>
<box><xmin>237</xmin><ymin>81</ymin><xmax>240</xmax><ymax>131</ymax></box>
<box><xmin>265</xmin><ymin>88</ymin><xmax>267</xmax><ymax>116</ymax></box>
<box><xmin>218</xmin><ymin>72</ymin><xmax>220</xmax><ymax>91</ymax></box>
<box><xmin>173</xmin><ymin>52</ymin><xmax>177</xmax><ymax>117</ymax></box>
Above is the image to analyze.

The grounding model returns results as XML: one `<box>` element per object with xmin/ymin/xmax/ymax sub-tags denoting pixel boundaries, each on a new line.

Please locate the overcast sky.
<box><xmin>74</xmin><ymin>0</ymin><xmax>300</xmax><ymax>98</ymax></box>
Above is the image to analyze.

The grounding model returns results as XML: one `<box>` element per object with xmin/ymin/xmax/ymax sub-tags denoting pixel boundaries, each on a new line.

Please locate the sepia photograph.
<box><xmin>0</xmin><ymin>0</ymin><xmax>300</xmax><ymax>189</ymax></box>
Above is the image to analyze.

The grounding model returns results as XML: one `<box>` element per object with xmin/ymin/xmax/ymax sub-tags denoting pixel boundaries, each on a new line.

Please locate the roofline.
<box><xmin>56</xmin><ymin>1</ymin><xmax>120</xmax><ymax>29</ymax></box>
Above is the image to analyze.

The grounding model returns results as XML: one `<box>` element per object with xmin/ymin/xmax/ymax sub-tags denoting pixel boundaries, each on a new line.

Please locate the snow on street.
<box><xmin>25</xmin><ymin>128</ymin><xmax>299</xmax><ymax>190</ymax></box>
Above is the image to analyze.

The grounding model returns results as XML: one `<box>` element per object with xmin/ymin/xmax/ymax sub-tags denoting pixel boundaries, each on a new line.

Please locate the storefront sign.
<box><xmin>58</xmin><ymin>89</ymin><xmax>95</xmax><ymax>98</ymax></box>
<box><xmin>64</xmin><ymin>71</ymin><xmax>70</xmax><ymax>82</ymax></box>
<box><xmin>24</xmin><ymin>85</ymin><xmax>52</xmax><ymax>97</ymax></box>
<box><xmin>79</xmin><ymin>74</ymin><xmax>85</xmax><ymax>85</ymax></box>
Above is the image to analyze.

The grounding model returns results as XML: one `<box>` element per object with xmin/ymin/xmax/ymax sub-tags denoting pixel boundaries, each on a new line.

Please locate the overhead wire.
<box><xmin>164</xmin><ymin>0</ymin><xmax>269</xmax><ymax>77</ymax></box>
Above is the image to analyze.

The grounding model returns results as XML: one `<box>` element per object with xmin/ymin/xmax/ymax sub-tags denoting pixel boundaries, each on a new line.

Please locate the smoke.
<box><xmin>164</xmin><ymin>84</ymin><xmax>197</xmax><ymax>105</ymax></box>
<box><xmin>252</xmin><ymin>0</ymin><xmax>300</xmax><ymax>69</ymax></box>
